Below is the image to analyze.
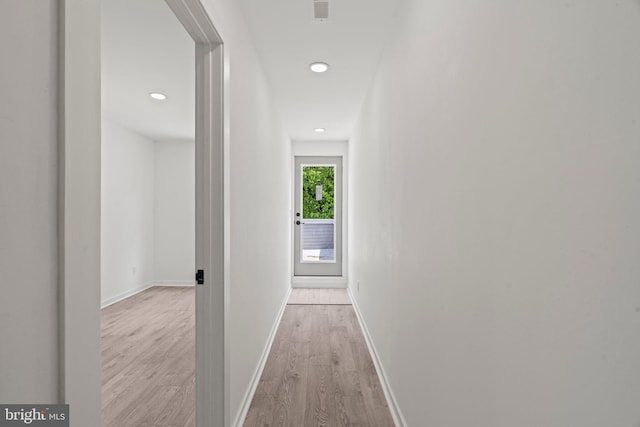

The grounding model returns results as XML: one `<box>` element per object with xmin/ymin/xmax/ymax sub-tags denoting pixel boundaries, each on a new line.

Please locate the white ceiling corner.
<box><xmin>101</xmin><ymin>0</ymin><xmax>195</xmax><ymax>142</ymax></box>
<box><xmin>101</xmin><ymin>0</ymin><xmax>404</xmax><ymax>144</ymax></box>
<box><xmin>237</xmin><ymin>0</ymin><xmax>405</xmax><ymax>141</ymax></box>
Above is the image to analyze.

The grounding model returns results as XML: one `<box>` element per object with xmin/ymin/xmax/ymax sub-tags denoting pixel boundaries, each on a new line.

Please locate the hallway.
<box><xmin>5</xmin><ymin>1</ymin><xmax>640</xmax><ymax>425</ymax></box>
<box><xmin>244</xmin><ymin>289</ymin><xmax>394</xmax><ymax>426</ymax></box>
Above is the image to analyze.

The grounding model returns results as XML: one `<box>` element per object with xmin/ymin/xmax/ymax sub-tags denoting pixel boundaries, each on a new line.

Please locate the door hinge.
<box><xmin>196</xmin><ymin>269</ymin><xmax>204</xmax><ymax>285</ymax></box>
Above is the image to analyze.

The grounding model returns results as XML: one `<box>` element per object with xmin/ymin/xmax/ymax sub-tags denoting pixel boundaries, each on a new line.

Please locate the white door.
<box><xmin>294</xmin><ymin>156</ymin><xmax>342</xmax><ymax>276</ymax></box>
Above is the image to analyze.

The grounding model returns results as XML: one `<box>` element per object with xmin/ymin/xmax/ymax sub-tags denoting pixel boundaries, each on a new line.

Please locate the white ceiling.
<box><xmin>101</xmin><ymin>0</ymin><xmax>194</xmax><ymax>142</ymax></box>
<box><xmin>102</xmin><ymin>0</ymin><xmax>403</xmax><ymax>143</ymax></box>
<box><xmin>237</xmin><ymin>0</ymin><xmax>405</xmax><ymax>141</ymax></box>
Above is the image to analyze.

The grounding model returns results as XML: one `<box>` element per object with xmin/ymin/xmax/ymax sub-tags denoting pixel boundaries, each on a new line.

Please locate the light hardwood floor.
<box><xmin>101</xmin><ymin>286</ymin><xmax>195</xmax><ymax>427</ymax></box>
<box><xmin>244</xmin><ymin>295</ymin><xmax>395</xmax><ymax>426</ymax></box>
<box><xmin>288</xmin><ymin>288</ymin><xmax>351</xmax><ymax>305</ymax></box>
<box><xmin>102</xmin><ymin>287</ymin><xmax>393</xmax><ymax>427</ymax></box>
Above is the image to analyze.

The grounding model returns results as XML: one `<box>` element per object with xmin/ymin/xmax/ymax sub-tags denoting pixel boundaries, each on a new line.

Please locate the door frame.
<box><xmin>290</xmin><ymin>141</ymin><xmax>349</xmax><ymax>287</ymax></box>
<box><xmin>59</xmin><ymin>1</ymin><xmax>228</xmax><ymax>425</ymax></box>
<box><xmin>293</xmin><ymin>156</ymin><xmax>343</xmax><ymax>277</ymax></box>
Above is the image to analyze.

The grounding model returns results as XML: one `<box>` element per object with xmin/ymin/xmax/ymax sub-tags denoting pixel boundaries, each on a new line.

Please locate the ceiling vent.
<box><xmin>313</xmin><ymin>0</ymin><xmax>330</xmax><ymax>20</ymax></box>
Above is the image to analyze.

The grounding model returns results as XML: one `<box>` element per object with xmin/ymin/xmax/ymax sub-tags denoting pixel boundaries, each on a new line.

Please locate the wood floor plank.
<box><xmin>101</xmin><ymin>287</ymin><xmax>195</xmax><ymax>427</ymax></box>
<box><xmin>288</xmin><ymin>288</ymin><xmax>351</xmax><ymax>305</ymax></box>
<box><xmin>271</xmin><ymin>339</ymin><xmax>310</xmax><ymax>426</ymax></box>
<box><xmin>350</xmin><ymin>340</ymin><xmax>394</xmax><ymax>427</ymax></box>
<box><xmin>335</xmin><ymin>394</ymin><xmax>370</xmax><ymax>427</ymax></box>
<box><xmin>310</xmin><ymin>308</ymin><xmax>331</xmax><ymax>366</ymax></box>
<box><xmin>152</xmin><ymin>376</ymin><xmax>195</xmax><ymax>426</ymax></box>
<box><xmin>103</xmin><ymin>287</ymin><xmax>393</xmax><ymax>426</ymax></box>
<box><xmin>243</xmin><ymin>394</ymin><xmax>276</xmax><ymax>427</ymax></box>
<box><xmin>305</xmin><ymin>363</ymin><xmax>334</xmax><ymax>427</ymax></box>
<box><xmin>244</xmin><ymin>302</ymin><xmax>394</xmax><ymax>427</ymax></box>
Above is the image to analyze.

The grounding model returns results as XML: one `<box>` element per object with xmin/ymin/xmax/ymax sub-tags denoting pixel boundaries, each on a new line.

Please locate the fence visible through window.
<box><xmin>302</xmin><ymin>219</ymin><xmax>335</xmax><ymax>262</ymax></box>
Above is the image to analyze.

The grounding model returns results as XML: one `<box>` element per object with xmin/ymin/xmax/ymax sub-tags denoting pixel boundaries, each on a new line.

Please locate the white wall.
<box><xmin>154</xmin><ymin>140</ymin><xmax>195</xmax><ymax>285</ymax></box>
<box><xmin>2</xmin><ymin>0</ymin><xmax>290</xmax><ymax>422</ymax></box>
<box><xmin>197</xmin><ymin>0</ymin><xmax>293</xmax><ymax>423</ymax></box>
<box><xmin>349</xmin><ymin>1</ymin><xmax>640</xmax><ymax>426</ymax></box>
<box><xmin>225</xmin><ymin>24</ymin><xmax>292</xmax><ymax>427</ymax></box>
<box><xmin>102</xmin><ymin>134</ymin><xmax>194</xmax><ymax>301</ymax></box>
<box><xmin>101</xmin><ymin>118</ymin><xmax>156</xmax><ymax>305</ymax></box>
<box><xmin>0</xmin><ymin>0</ymin><xmax>59</xmax><ymax>403</ymax></box>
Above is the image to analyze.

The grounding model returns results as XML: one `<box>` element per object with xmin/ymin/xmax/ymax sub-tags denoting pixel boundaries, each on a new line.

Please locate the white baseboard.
<box><xmin>347</xmin><ymin>287</ymin><xmax>406</xmax><ymax>427</ymax></box>
<box><xmin>232</xmin><ymin>286</ymin><xmax>292</xmax><ymax>427</ymax></box>
<box><xmin>291</xmin><ymin>276</ymin><xmax>347</xmax><ymax>288</ymax></box>
<box><xmin>154</xmin><ymin>281</ymin><xmax>196</xmax><ymax>287</ymax></box>
<box><xmin>100</xmin><ymin>281</ymin><xmax>155</xmax><ymax>308</ymax></box>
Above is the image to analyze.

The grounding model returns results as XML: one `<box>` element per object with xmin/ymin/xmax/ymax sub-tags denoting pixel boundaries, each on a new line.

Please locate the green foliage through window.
<box><xmin>302</xmin><ymin>166</ymin><xmax>334</xmax><ymax>219</ymax></box>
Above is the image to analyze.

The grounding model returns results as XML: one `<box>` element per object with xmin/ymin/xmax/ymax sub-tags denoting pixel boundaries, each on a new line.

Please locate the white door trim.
<box><xmin>165</xmin><ymin>1</ymin><xmax>227</xmax><ymax>425</ymax></box>
<box><xmin>58</xmin><ymin>2</ymin><xmax>102</xmax><ymax>424</ymax></box>
<box><xmin>290</xmin><ymin>141</ymin><xmax>349</xmax><ymax>282</ymax></box>
<box><xmin>293</xmin><ymin>156</ymin><xmax>343</xmax><ymax>277</ymax></box>
<box><xmin>59</xmin><ymin>1</ymin><xmax>228</xmax><ymax>426</ymax></box>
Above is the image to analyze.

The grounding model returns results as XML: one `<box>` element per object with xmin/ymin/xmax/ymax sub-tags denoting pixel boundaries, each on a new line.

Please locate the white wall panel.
<box><xmin>198</xmin><ymin>0</ymin><xmax>293</xmax><ymax>421</ymax></box>
<box><xmin>350</xmin><ymin>1</ymin><xmax>640</xmax><ymax>425</ymax></box>
<box><xmin>101</xmin><ymin>118</ymin><xmax>155</xmax><ymax>305</ymax></box>
<box><xmin>0</xmin><ymin>0</ymin><xmax>59</xmax><ymax>403</ymax></box>
<box><xmin>154</xmin><ymin>140</ymin><xmax>195</xmax><ymax>285</ymax></box>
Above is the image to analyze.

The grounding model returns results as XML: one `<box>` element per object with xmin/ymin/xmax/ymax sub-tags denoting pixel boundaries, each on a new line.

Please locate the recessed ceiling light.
<box><xmin>149</xmin><ymin>92</ymin><xmax>167</xmax><ymax>100</ymax></box>
<box><xmin>314</xmin><ymin>128</ymin><xmax>326</xmax><ymax>133</ymax></box>
<box><xmin>309</xmin><ymin>62</ymin><xmax>329</xmax><ymax>73</ymax></box>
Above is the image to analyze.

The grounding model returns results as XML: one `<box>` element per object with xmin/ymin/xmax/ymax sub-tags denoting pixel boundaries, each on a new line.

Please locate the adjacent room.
<box><xmin>100</xmin><ymin>1</ymin><xmax>196</xmax><ymax>425</ymax></box>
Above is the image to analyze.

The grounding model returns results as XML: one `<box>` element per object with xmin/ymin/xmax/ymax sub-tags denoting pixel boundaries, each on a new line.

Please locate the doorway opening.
<box><xmin>58</xmin><ymin>0</ymin><xmax>229</xmax><ymax>426</ymax></box>
<box><xmin>100</xmin><ymin>0</ymin><xmax>196</xmax><ymax>425</ymax></box>
<box><xmin>61</xmin><ymin>0</ymin><xmax>226</xmax><ymax>425</ymax></box>
<box><xmin>294</xmin><ymin>156</ymin><xmax>343</xmax><ymax>277</ymax></box>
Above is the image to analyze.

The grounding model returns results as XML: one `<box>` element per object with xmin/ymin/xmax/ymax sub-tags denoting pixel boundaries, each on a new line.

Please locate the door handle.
<box><xmin>195</xmin><ymin>269</ymin><xmax>204</xmax><ymax>285</ymax></box>
<box><xmin>296</xmin><ymin>220</ymin><xmax>301</xmax><ymax>225</ymax></box>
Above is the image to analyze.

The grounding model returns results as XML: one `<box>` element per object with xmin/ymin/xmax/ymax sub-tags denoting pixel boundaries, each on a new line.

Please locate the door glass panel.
<box><xmin>301</xmin><ymin>165</ymin><xmax>335</xmax><ymax>263</ymax></box>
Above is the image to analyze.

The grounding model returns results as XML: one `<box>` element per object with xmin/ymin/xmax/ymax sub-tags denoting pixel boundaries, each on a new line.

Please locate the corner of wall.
<box><xmin>232</xmin><ymin>287</ymin><xmax>292</xmax><ymax>427</ymax></box>
<box><xmin>347</xmin><ymin>287</ymin><xmax>407</xmax><ymax>427</ymax></box>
